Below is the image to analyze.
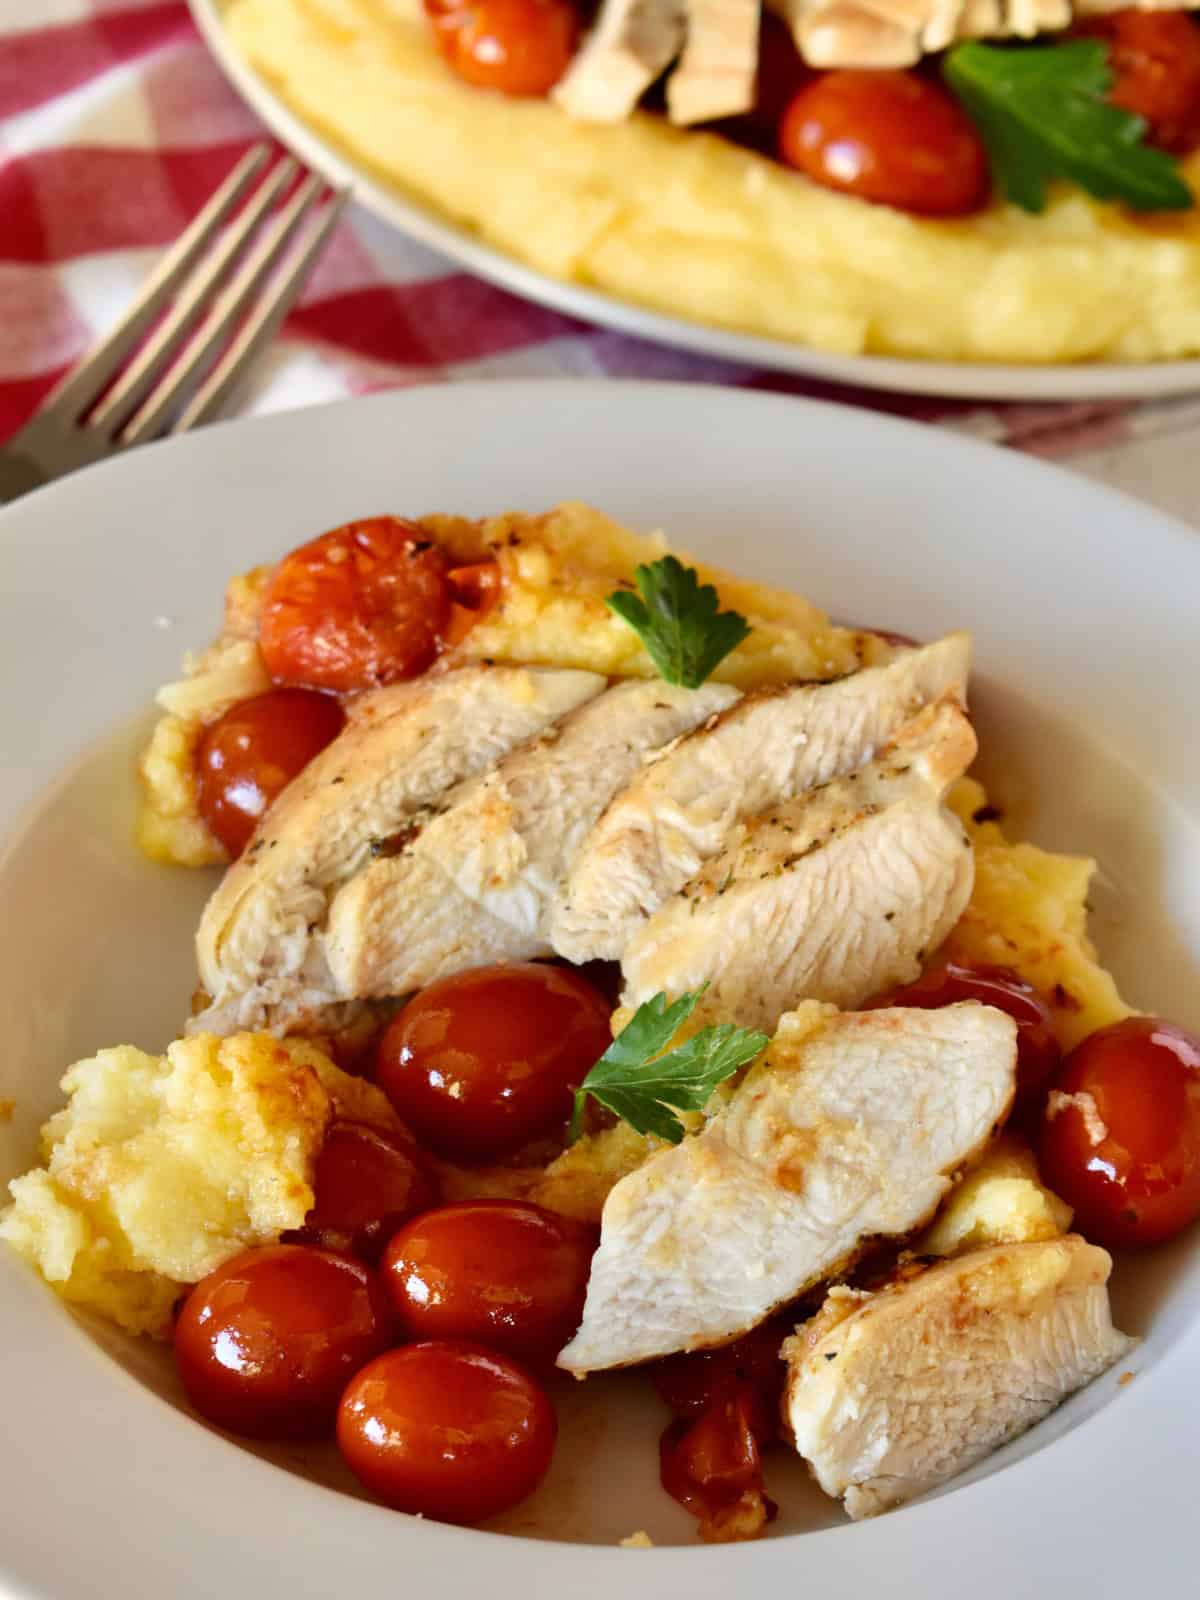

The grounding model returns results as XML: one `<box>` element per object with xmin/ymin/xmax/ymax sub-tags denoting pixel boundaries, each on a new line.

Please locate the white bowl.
<box><xmin>1</xmin><ymin>381</ymin><xmax>1197</xmax><ymax>1598</ymax></box>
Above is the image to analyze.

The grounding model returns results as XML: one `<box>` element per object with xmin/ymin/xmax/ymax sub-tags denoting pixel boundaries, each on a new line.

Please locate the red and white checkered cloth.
<box><xmin>2</xmin><ymin>0</ymin><xmax>1198</xmax><ymax>460</ymax></box>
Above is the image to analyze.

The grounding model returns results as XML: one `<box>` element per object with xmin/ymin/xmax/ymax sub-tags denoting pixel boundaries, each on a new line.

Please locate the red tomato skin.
<box><xmin>659</xmin><ymin>1388</ymin><xmax>777</xmax><ymax>1542</ymax></box>
<box><xmin>1039</xmin><ymin>1016</ymin><xmax>1200</xmax><ymax>1247</ymax></box>
<box><xmin>1075</xmin><ymin>12</ymin><xmax>1200</xmax><ymax>154</ymax></box>
<box><xmin>195</xmin><ymin>687</ymin><xmax>345</xmax><ymax>857</ymax></box>
<box><xmin>778</xmin><ymin>70</ymin><xmax>990</xmax><ymax>217</ymax></box>
<box><xmin>382</xmin><ymin>1199</ymin><xmax>595</xmax><ymax>1364</ymax></box>
<box><xmin>292</xmin><ymin>1120</ymin><xmax>441</xmax><ymax>1261</ymax></box>
<box><xmin>375</xmin><ymin>962</ymin><xmax>613</xmax><ymax>1162</ymax></box>
<box><xmin>424</xmin><ymin>0</ymin><xmax>578</xmax><ymax>97</ymax></box>
<box><xmin>868</xmin><ymin>961</ymin><xmax>1060</xmax><ymax>1116</ymax></box>
<box><xmin>173</xmin><ymin>1243</ymin><xmax>393</xmax><ymax>1439</ymax></box>
<box><xmin>259</xmin><ymin>517</ymin><xmax>452</xmax><ymax>693</ymax></box>
<box><xmin>336</xmin><ymin>1341</ymin><xmax>557</xmax><ymax>1522</ymax></box>
<box><xmin>651</xmin><ymin>1319</ymin><xmax>788</xmax><ymax>1443</ymax></box>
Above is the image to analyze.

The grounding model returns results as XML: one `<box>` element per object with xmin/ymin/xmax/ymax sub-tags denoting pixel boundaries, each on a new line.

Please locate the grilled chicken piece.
<box><xmin>553</xmin><ymin>0</ymin><xmax>687</xmax><ymax>122</ymax></box>
<box><xmin>620</xmin><ymin>699</ymin><xmax>976</xmax><ymax>1034</ymax></box>
<box><xmin>666</xmin><ymin>0</ymin><xmax>760</xmax><ymax>125</ymax></box>
<box><xmin>192</xmin><ymin>666</ymin><xmax>604</xmax><ymax>1035</ymax></box>
<box><xmin>322</xmin><ymin>679</ymin><xmax>740</xmax><ymax>1000</ymax></box>
<box><xmin>554</xmin><ymin>633</ymin><xmax>969</xmax><ymax>964</ymax></box>
<box><xmin>783</xmin><ymin>1236</ymin><xmax>1134</xmax><ymax>1519</ymax></box>
<box><xmin>558</xmin><ymin>1000</ymin><xmax>1017</xmax><ymax>1373</ymax></box>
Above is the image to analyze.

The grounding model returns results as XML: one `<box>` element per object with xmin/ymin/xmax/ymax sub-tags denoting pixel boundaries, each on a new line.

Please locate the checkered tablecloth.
<box><xmin>4</xmin><ymin>0</ymin><xmax>1200</xmax><ymax>514</ymax></box>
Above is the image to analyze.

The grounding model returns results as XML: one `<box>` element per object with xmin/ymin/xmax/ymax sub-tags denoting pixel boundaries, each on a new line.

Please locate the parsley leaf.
<box><xmin>570</xmin><ymin>988</ymin><xmax>769</xmax><ymax>1145</ymax></box>
<box><xmin>943</xmin><ymin>40</ymin><xmax>1192</xmax><ymax>215</ymax></box>
<box><xmin>606</xmin><ymin>556</ymin><xmax>751</xmax><ymax>689</ymax></box>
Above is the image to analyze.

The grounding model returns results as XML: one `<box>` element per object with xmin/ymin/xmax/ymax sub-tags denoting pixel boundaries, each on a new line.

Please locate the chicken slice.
<box><xmin>783</xmin><ymin>1236</ymin><xmax>1134</xmax><ymax>1519</ymax></box>
<box><xmin>321</xmin><ymin>679</ymin><xmax>740</xmax><ymax>999</ymax></box>
<box><xmin>555</xmin><ymin>633</ymin><xmax>969</xmax><ymax>964</ymax></box>
<box><xmin>620</xmin><ymin>699</ymin><xmax>976</xmax><ymax>1034</ymax></box>
<box><xmin>553</xmin><ymin>0</ymin><xmax>687</xmax><ymax>123</ymax></box>
<box><xmin>192</xmin><ymin>665</ymin><xmax>604</xmax><ymax>1034</ymax></box>
<box><xmin>558</xmin><ymin>1000</ymin><xmax>1017</xmax><ymax>1373</ymax></box>
<box><xmin>666</xmin><ymin>0</ymin><xmax>760</xmax><ymax>125</ymax></box>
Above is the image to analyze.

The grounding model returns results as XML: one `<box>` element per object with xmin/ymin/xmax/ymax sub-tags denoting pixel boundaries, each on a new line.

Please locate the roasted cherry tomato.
<box><xmin>173</xmin><ymin>1243</ymin><xmax>392</xmax><ymax>1438</ymax></box>
<box><xmin>778</xmin><ymin>70</ymin><xmax>990</xmax><ymax>217</ymax></box>
<box><xmin>337</xmin><ymin>1341</ymin><xmax>557</xmax><ymax>1522</ymax></box>
<box><xmin>375</xmin><ymin>962</ymin><xmax>613</xmax><ymax>1162</ymax></box>
<box><xmin>651</xmin><ymin>1320</ymin><xmax>788</xmax><ymax>1445</ymax></box>
<box><xmin>660</xmin><ymin>1388</ymin><xmax>777</xmax><ymax>1544</ymax></box>
<box><xmin>293</xmin><ymin>1120</ymin><xmax>441</xmax><ymax>1262</ymax></box>
<box><xmin>1075</xmin><ymin>12</ymin><xmax>1200</xmax><ymax>154</ymax></box>
<box><xmin>195</xmin><ymin>687</ymin><xmax>345</xmax><ymax>857</ymax></box>
<box><xmin>425</xmin><ymin>0</ymin><xmax>578</xmax><ymax>98</ymax></box>
<box><xmin>1039</xmin><ymin>1016</ymin><xmax>1200</xmax><ymax>1247</ymax></box>
<box><xmin>868</xmin><ymin>961</ymin><xmax>1059</xmax><ymax>1115</ymax></box>
<box><xmin>382</xmin><ymin>1199</ymin><xmax>595</xmax><ymax>1364</ymax></box>
<box><xmin>259</xmin><ymin>517</ymin><xmax>452</xmax><ymax>693</ymax></box>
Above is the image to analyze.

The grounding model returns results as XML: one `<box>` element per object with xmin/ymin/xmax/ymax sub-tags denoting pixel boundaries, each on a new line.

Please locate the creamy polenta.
<box><xmin>222</xmin><ymin>0</ymin><xmax>1200</xmax><ymax>364</ymax></box>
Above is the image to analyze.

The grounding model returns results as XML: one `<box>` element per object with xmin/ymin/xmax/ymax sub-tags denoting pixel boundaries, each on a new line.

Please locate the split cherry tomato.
<box><xmin>293</xmin><ymin>1120</ymin><xmax>441</xmax><ymax>1261</ymax></box>
<box><xmin>1039</xmin><ymin>1016</ymin><xmax>1200</xmax><ymax>1247</ymax></box>
<box><xmin>382</xmin><ymin>1199</ymin><xmax>595</xmax><ymax>1364</ymax></box>
<box><xmin>778</xmin><ymin>70</ymin><xmax>990</xmax><ymax>217</ymax></box>
<box><xmin>375</xmin><ymin>962</ymin><xmax>613</xmax><ymax>1162</ymax></box>
<box><xmin>1075</xmin><ymin>12</ymin><xmax>1200</xmax><ymax>154</ymax></box>
<box><xmin>651</xmin><ymin>1319</ymin><xmax>788</xmax><ymax>1444</ymax></box>
<box><xmin>259</xmin><ymin>517</ymin><xmax>452</xmax><ymax>692</ymax></box>
<box><xmin>337</xmin><ymin>1341</ymin><xmax>557</xmax><ymax>1522</ymax></box>
<box><xmin>173</xmin><ymin>1243</ymin><xmax>392</xmax><ymax>1438</ymax></box>
<box><xmin>425</xmin><ymin>0</ymin><xmax>578</xmax><ymax>98</ymax></box>
<box><xmin>195</xmin><ymin>687</ymin><xmax>345</xmax><ymax>857</ymax></box>
<box><xmin>660</xmin><ymin>1388</ymin><xmax>777</xmax><ymax>1544</ymax></box>
<box><xmin>868</xmin><ymin>961</ymin><xmax>1059</xmax><ymax>1116</ymax></box>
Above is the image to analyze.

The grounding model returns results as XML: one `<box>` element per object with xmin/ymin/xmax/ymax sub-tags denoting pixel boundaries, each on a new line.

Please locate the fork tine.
<box><xmin>88</xmin><ymin>154</ymin><xmax>299</xmax><ymax>434</ymax></box>
<box><xmin>122</xmin><ymin>176</ymin><xmax>339</xmax><ymax>445</ymax></box>
<box><xmin>42</xmin><ymin>144</ymin><xmax>271</xmax><ymax>425</ymax></box>
<box><xmin>170</xmin><ymin>190</ymin><xmax>349</xmax><ymax>436</ymax></box>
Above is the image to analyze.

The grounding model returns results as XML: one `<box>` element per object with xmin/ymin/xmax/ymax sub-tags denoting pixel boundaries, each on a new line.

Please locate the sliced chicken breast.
<box><xmin>558</xmin><ymin>1000</ymin><xmax>1017</xmax><ymax>1373</ymax></box>
<box><xmin>620</xmin><ymin>699</ymin><xmax>976</xmax><ymax>1033</ymax></box>
<box><xmin>783</xmin><ymin>1236</ymin><xmax>1134</xmax><ymax>1519</ymax></box>
<box><xmin>321</xmin><ymin>679</ymin><xmax>740</xmax><ymax>999</ymax></box>
<box><xmin>666</xmin><ymin>0</ymin><xmax>760</xmax><ymax>125</ymax></box>
<box><xmin>555</xmin><ymin>633</ymin><xmax>970</xmax><ymax>963</ymax></box>
<box><xmin>192</xmin><ymin>666</ymin><xmax>604</xmax><ymax>1034</ymax></box>
<box><xmin>553</xmin><ymin>0</ymin><xmax>687</xmax><ymax>122</ymax></box>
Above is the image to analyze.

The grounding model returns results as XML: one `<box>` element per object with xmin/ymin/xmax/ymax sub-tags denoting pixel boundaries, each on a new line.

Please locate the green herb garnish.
<box><xmin>606</xmin><ymin>557</ymin><xmax>751</xmax><ymax>689</ymax></box>
<box><xmin>943</xmin><ymin>40</ymin><xmax>1192</xmax><ymax>215</ymax></box>
<box><xmin>569</xmin><ymin>987</ymin><xmax>768</xmax><ymax>1145</ymax></box>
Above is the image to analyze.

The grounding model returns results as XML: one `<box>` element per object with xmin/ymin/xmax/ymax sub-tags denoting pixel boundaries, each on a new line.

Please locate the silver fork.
<box><xmin>0</xmin><ymin>144</ymin><xmax>347</xmax><ymax>505</ymax></box>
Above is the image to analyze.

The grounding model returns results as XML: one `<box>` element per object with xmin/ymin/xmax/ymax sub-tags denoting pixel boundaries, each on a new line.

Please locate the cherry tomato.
<box><xmin>173</xmin><ymin>1243</ymin><xmax>392</xmax><ymax>1438</ymax></box>
<box><xmin>868</xmin><ymin>962</ymin><xmax>1059</xmax><ymax>1116</ymax></box>
<box><xmin>382</xmin><ymin>1200</ymin><xmax>595</xmax><ymax>1364</ymax></box>
<box><xmin>1039</xmin><ymin>1016</ymin><xmax>1200</xmax><ymax>1247</ymax></box>
<box><xmin>778</xmin><ymin>70</ymin><xmax>990</xmax><ymax>217</ymax></box>
<box><xmin>425</xmin><ymin>0</ymin><xmax>578</xmax><ymax>98</ymax></box>
<box><xmin>660</xmin><ymin>1388</ymin><xmax>777</xmax><ymax>1543</ymax></box>
<box><xmin>195</xmin><ymin>687</ymin><xmax>345</xmax><ymax>857</ymax></box>
<box><xmin>720</xmin><ymin>14</ymin><xmax>813</xmax><ymax>153</ymax></box>
<box><xmin>337</xmin><ymin>1341</ymin><xmax>557</xmax><ymax>1521</ymax></box>
<box><xmin>375</xmin><ymin>962</ymin><xmax>613</xmax><ymax>1162</ymax></box>
<box><xmin>293</xmin><ymin>1120</ymin><xmax>441</xmax><ymax>1262</ymax></box>
<box><xmin>651</xmin><ymin>1319</ymin><xmax>788</xmax><ymax>1444</ymax></box>
<box><xmin>259</xmin><ymin>517</ymin><xmax>452</xmax><ymax>693</ymax></box>
<box><xmin>1075</xmin><ymin>12</ymin><xmax>1200</xmax><ymax>154</ymax></box>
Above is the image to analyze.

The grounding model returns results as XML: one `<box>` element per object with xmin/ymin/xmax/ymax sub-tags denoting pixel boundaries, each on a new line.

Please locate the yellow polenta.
<box><xmin>223</xmin><ymin>0</ymin><xmax>1200</xmax><ymax>364</ymax></box>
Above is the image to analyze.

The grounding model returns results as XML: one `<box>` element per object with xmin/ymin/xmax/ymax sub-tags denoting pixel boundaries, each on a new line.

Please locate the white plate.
<box><xmin>1</xmin><ymin>381</ymin><xmax>1198</xmax><ymax>1599</ymax></box>
<box><xmin>188</xmin><ymin>0</ymin><xmax>1200</xmax><ymax>403</ymax></box>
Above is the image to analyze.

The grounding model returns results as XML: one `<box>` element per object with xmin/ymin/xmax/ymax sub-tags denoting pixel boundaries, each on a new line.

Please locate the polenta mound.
<box><xmin>222</xmin><ymin>0</ymin><xmax>1200</xmax><ymax>364</ymax></box>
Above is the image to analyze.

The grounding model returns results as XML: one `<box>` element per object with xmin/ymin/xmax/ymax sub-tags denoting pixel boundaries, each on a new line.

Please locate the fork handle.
<box><xmin>0</xmin><ymin>447</ymin><xmax>49</xmax><ymax>505</ymax></box>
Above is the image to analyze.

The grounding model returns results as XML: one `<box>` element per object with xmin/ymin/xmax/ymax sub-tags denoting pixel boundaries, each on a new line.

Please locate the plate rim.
<box><xmin>187</xmin><ymin>0</ymin><xmax>1200</xmax><ymax>405</ymax></box>
<box><xmin>1</xmin><ymin>379</ymin><xmax>1199</xmax><ymax>1600</ymax></box>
